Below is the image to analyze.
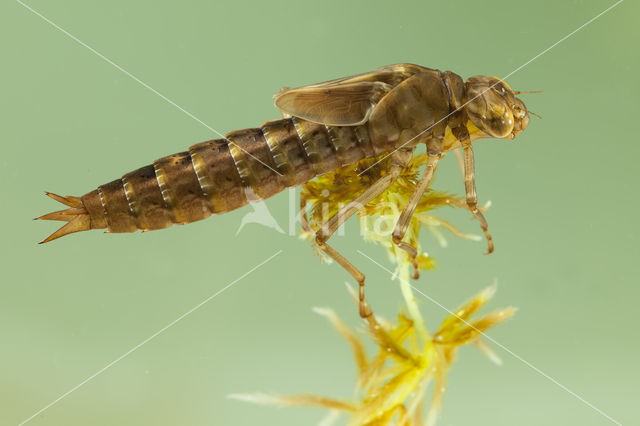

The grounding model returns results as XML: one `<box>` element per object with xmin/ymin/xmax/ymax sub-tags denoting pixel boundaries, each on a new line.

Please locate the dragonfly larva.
<box><xmin>38</xmin><ymin>63</ymin><xmax>533</xmax><ymax>317</ymax></box>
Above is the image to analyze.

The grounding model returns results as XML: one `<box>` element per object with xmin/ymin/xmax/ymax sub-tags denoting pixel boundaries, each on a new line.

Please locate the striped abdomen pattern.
<box><xmin>80</xmin><ymin>117</ymin><xmax>392</xmax><ymax>234</ymax></box>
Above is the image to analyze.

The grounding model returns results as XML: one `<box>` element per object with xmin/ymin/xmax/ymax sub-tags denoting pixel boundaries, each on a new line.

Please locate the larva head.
<box><xmin>464</xmin><ymin>76</ymin><xmax>530</xmax><ymax>139</ymax></box>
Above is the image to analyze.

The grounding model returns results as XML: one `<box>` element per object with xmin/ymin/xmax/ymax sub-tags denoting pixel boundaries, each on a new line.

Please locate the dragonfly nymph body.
<box><xmin>39</xmin><ymin>63</ymin><xmax>532</xmax><ymax>317</ymax></box>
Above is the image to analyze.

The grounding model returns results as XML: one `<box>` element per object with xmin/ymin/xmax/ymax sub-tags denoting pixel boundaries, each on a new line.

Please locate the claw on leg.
<box><xmin>469</xmin><ymin>206</ymin><xmax>494</xmax><ymax>254</ymax></box>
<box><xmin>358</xmin><ymin>278</ymin><xmax>372</xmax><ymax>318</ymax></box>
<box><xmin>392</xmin><ymin>236</ymin><xmax>420</xmax><ymax>279</ymax></box>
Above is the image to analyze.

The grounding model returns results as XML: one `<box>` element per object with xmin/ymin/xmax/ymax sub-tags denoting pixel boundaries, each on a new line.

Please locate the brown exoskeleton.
<box><xmin>38</xmin><ymin>64</ymin><xmax>532</xmax><ymax>317</ymax></box>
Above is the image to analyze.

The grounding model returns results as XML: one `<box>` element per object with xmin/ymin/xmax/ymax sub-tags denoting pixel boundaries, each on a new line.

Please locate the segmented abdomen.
<box><xmin>81</xmin><ymin>117</ymin><xmax>387</xmax><ymax>234</ymax></box>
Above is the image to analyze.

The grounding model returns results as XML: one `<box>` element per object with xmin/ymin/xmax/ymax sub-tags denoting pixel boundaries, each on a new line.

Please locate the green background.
<box><xmin>1</xmin><ymin>0</ymin><xmax>637</xmax><ymax>425</ymax></box>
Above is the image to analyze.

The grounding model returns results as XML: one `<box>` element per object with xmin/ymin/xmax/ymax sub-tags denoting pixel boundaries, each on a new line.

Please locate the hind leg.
<box><xmin>314</xmin><ymin>150</ymin><xmax>412</xmax><ymax>317</ymax></box>
<box><xmin>315</xmin><ymin>170</ymin><xmax>398</xmax><ymax>317</ymax></box>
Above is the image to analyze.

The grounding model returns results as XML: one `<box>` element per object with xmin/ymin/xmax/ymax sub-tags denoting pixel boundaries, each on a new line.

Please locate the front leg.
<box><xmin>453</xmin><ymin>126</ymin><xmax>494</xmax><ymax>254</ymax></box>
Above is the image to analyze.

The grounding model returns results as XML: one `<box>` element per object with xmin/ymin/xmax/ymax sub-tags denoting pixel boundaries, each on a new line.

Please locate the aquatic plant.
<box><xmin>231</xmin><ymin>153</ymin><xmax>514</xmax><ymax>425</ymax></box>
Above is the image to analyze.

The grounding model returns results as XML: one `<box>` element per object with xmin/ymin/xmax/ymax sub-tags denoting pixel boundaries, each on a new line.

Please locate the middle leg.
<box><xmin>391</xmin><ymin>138</ymin><xmax>443</xmax><ymax>278</ymax></box>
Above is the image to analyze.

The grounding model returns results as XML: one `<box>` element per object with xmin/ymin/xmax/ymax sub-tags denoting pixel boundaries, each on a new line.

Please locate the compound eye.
<box><xmin>493</xmin><ymin>79</ymin><xmax>514</xmax><ymax>97</ymax></box>
<box><xmin>467</xmin><ymin>91</ymin><xmax>515</xmax><ymax>138</ymax></box>
<box><xmin>484</xmin><ymin>107</ymin><xmax>514</xmax><ymax>138</ymax></box>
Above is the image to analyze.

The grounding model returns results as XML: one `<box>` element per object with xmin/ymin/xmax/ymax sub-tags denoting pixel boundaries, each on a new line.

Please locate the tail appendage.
<box><xmin>36</xmin><ymin>192</ymin><xmax>92</xmax><ymax>244</ymax></box>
